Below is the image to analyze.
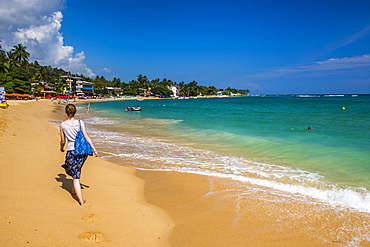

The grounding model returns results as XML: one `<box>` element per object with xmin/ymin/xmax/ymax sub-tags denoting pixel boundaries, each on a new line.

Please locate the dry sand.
<box><xmin>1</xmin><ymin>100</ymin><xmax>369</xmax><ymax>247</ymax></box>
<box><xmin>0</xmin><ymin>100</ymin><xmax>173</xmax><ymax>246</ymax></box>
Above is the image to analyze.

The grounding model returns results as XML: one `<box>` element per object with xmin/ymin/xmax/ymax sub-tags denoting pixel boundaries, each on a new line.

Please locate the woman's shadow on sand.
<box><xmin>55</xmin><ymin>174</ymin><xmax>90</xmax><ymax>203</ymax></box>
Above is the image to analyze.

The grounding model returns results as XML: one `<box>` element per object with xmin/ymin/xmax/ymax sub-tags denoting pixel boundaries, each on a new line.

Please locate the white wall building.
<box><xmin>168</xmin><ymin>85</ymin><xmax>180</xmax><ymax>97</ymax></box>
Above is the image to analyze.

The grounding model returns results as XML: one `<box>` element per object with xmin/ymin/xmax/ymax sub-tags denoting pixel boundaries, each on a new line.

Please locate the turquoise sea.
<box><xmin>77</xmin><ymin>95</ymin><xmax>370</xmax><ymax>213</ymax></box>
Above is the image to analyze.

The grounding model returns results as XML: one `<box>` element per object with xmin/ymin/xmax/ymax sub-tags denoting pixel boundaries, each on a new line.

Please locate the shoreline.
<box><xmin>136</xmin><ymin>169</ymin><xmax>370</xmax><ymax>246</ymax></box>
<box><xmin>4</xmin><ymin>94</ymin><xmax>244</xmax><ymax>104</ymax></box>
<box><xmin>82</xmin><ymin>99</ymin><xmax>370</xmax><ymax>246</ymax></box>
<box><xmin>1</xmin><ymin>100</ymin><xmax>370</xmax><ymax>246</ymax></box>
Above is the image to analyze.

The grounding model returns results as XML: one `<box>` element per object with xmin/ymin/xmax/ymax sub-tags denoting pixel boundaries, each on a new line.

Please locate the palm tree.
<box><xmin>6</xmin><ymin>51</ymin><xmax>20</xmax><ymax>69</ymax></box>
<box><xmin>137</xmin><ymin>74</ymin><xmax>150</xmax><ymax>89</ymax></box>
<box><xmin>207</xmin><ymin>86</ymin><xmax>217</xmax><ymax>95</ymax></box>
<box><xmin>150</xmin><ymin>78</ymin><xmax>160</xmax><ymax>88</ymax></box>
<box><xmin>53</xmin><ymin>77</ymin><xmax>69</xmax><ymax>94</ymax></box>
<box><xmin>188</xmin><ymin>80</ymin><xmax>199</xmax><ymax>96</ymax></box>
<box><xmin>0</xmin><ymin>41</ymin><xmax>9</xmax><ymax>72</ymax></box>
<box><xmin>11</xmin><ymin>44</ymin><xmax>30</xmax><ymax>62</ymax></box>
<box><xmin>32</xmin><ymin>84</ymin><xmax>43</xmax><ymax>96</ymax></box>
<box><xmin>0</xmin><ymin>51</ymin><xmax>10</xmax><ymax>73</ymax></box>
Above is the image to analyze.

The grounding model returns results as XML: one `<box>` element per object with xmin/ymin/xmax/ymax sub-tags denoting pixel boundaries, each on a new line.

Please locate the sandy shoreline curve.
<box><xmin>0</xmin><ymin>100</ymin><xmax>173</xmax><ymax>246</ymax></box>
<box><xmin>1</xmin><ymin>100</ymin><xmax>370</xmax><ymax>246</ymax></box>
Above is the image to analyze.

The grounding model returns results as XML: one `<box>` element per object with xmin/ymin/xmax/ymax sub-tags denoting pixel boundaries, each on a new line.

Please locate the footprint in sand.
<box><xmin>81</xmin><ymin>213</ymin><xmax>100</xmax><ymax>222</ymax></box>
<box><xmin>78</xmin><ymin>231</ymin><xmax>108</xmax><ymax>243</ymax></box>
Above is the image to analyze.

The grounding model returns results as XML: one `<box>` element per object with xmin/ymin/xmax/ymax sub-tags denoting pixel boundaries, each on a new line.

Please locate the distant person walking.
<box><xmin>59</xmin><ymin>104</ymin><xmax>98</xmax><ymax>205</ymax></box>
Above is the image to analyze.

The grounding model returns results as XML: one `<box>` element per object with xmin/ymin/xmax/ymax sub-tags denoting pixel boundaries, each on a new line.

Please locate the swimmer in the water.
<box><xmin>292</xmin><ymin>127</ymin><xmax>312</xmax><ymax>131</ymax></box>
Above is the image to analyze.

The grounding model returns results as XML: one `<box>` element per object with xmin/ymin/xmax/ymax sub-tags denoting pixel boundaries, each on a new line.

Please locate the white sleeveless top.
<box><xmin>61</xmin><ymin>120</ymin><xmax>86</xmax><ymax>151</ymax></box>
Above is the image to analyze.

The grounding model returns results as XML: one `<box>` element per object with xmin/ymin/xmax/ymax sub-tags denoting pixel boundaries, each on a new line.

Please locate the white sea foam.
<box><xmin>154</xmin><ymin>119</ymin><xmax>183</xmax><ymax>125</ymax></box>
<box><xmin>88</xmin><ymin>116</ymin><xmax>120</xmax><ymax>125</ymax></box>
<box><xmin>89</xmin><ymin>128</ymin><xmax>370</xmax><ymax>214</ymax></box>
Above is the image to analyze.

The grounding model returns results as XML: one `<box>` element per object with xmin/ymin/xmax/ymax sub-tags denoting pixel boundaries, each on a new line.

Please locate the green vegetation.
<box><xmin>0</xmin><ymin>42</ymin><xmax>250</xmax><ymax>97</ymax></box>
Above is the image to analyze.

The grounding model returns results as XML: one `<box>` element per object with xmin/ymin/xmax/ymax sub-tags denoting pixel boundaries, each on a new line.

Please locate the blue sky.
<box><xmin>1</xmin><ymin>0</ymin><xmax>370</xmax><ymax>94</ymax></box>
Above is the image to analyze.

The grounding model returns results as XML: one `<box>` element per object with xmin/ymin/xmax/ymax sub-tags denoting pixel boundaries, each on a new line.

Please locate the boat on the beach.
<box><xmin>125</xmin><ymin>106</ymin><xmax>142</xmax><ymax>111</ymax></box>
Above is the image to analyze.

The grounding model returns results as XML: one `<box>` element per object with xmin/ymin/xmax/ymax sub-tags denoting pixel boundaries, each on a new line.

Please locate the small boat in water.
<box><xmin>125</xmin><ymin>106</ymin><xmax>142</xmax><ymax>111</ymax></box>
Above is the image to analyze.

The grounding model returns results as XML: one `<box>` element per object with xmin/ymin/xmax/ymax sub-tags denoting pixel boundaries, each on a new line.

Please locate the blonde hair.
<box><xmin>65</xmin><ymin>104</ymin><xmax>76</xmax><ymax>117</ymax></box>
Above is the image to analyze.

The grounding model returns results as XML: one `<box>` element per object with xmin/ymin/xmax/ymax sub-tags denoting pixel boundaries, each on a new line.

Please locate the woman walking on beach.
<box><xmin>59</xmin><ymin>104</ymin><xmax>98</xmax><ymax>205</ymax></box>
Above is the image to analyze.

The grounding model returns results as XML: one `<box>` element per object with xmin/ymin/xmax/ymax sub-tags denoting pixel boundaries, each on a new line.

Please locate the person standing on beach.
<box><xmin>86</xmin><ymin>102</ymin><xmax>90</xmax><ymax>113</ymax></box>
<box><xmin>59</xmin><ymin>104</ymin><xmax>98</xmax><ymax>205</ymax></box>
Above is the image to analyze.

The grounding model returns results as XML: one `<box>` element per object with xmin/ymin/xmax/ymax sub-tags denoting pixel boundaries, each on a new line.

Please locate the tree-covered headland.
<box><xmin>0</xmin><ymin>42</ymin><xmax>250</xmax><ymax>97</ymax></box>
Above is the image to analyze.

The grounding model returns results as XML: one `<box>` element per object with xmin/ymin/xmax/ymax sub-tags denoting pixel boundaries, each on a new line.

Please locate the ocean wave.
<box><xmin>88</xmin><ymin>116</ymin><xmax>120</xmax><ymax>125</ymax></box>
<box><xmin>91</xmin><ymin>128</ymin><xmax>370</xmax><ymax>213</ymax></box>
<box><xmin>153</xmin><ymin>119</ymin><xmax>183</xmax><ymax>125</ymax></box>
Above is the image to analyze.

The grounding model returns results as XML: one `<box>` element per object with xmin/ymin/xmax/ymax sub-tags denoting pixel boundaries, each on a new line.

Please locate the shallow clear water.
<box><xmin>77</xmin><ymin>95</ymin><xmax>370</xmax><ymax>213</ymax></box>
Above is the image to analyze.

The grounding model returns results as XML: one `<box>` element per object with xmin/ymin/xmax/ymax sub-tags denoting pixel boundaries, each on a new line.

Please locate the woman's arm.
<box><xmin>59</xmin><ymin>124</ymin><xmax>66</xmax><ymax>152</ymax></box>
<box><xmin>81</xmin><ymin>121</ymin><xmax>99</xmax><ymax>157</ymax></box>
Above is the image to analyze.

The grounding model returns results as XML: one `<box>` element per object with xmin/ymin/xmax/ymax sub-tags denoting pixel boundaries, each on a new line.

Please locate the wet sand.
<box><xmin>136</xmin><ymin>170</ymin><xmax>370</xmax><ymax>246</ymax></box>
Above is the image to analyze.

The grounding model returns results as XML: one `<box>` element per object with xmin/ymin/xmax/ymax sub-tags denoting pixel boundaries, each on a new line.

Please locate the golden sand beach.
<box><xmin>1</xmin><ymin>100</ymin><xmax>369</xmax><ymax>246</ymax></box>
<box><xmin>0</xmin><ymin>100</ymin><xmax>172</xmax><ymax>246</ymax></box>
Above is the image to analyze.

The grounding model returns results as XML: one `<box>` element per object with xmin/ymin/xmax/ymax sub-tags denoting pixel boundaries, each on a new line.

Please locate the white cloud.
<box><xmin>0</xmin><ymin>0</ymin><xmax>95</xmax><ymax>77</ymax></box>
<box><xmin>246</xmin><ymin>54</ymin><xmax>370</xmax><ymax>81</ymax></box>
<box><xmin>244</xmin><ymin>83</ymin><xmax>261</xmax><ymax>90</ymax></box>
<box><xmin>329</xmin><ymin>25</ymin><xmax>370</xmax><ymax>51</ymax></box>
<box><xmin>101</xmin><ymin>67</ymin><xmax>112</xmax><ymax>73</ymax></box>
<box><xmin>0</xmin><ymin>0</ymin><xmax>64</xmax><ymax>31</ymax></box>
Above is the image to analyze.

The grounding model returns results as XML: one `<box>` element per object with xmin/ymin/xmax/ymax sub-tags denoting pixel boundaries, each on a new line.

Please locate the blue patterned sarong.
<box><xmin>62</xmin><ymin>150</ymin><xmax>88</xmax><ymax>179</ymax></box>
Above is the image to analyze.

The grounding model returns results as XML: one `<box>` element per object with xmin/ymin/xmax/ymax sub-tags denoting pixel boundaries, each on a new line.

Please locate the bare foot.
<box><xmin>80</xmin><ymin>200</ymin><xmax>92</xmax><ymax>207</ymax></box>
